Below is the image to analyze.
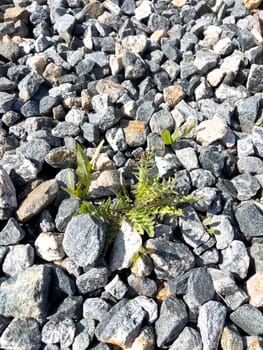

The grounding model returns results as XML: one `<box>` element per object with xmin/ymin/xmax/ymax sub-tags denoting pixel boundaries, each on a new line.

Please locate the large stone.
<box><xmin>246</xmin><ymin>272</ymin><xmax>263</xmax><ymax>307</ymax></box>
<box><xmin>0</xmin><ymin>167</ymin><xmax>17</xmax><ymax>220</ymax></box>
<box><xmin>230</xmin><ymin>304</ymin><xmax>263</xmax><ymax>335</ymax></box>
<box><xmin>63</xmin><ymin>214</ymin><xmax>105</xmax><ymax>267</ymax></box>
<box><xmin>247</xmin><ymin>64</ymin><xmax>263</xmax><ymax>93</ymax></box>
<box><xmin>169</xmin><ymin>327</ymin><xmax>202</xmax><ymax>350</ymax></box>
<box><xmin>155</xmin><ymin>297</ymin><xmax>188</xmax><ymax>347</ymax></box>
<box><xmin>0</xmin><ymin>265</ymin><xmax>51</xmax><ymax>319</ymax></box>
<box><xmin>95</xmin><ymin>299</ymin><xmax>146</xmax><ymax>348</ymax></box>
<box><xmin>235</xmin><ymin>202</ymin><xmax>263</xmax><ymax>238</ymax></box>
<box><xmin>196</xmin><ymin>117</ymin><xmax>227</xmax><ymax>146</ymax></box>
<box><xmin>18</xmin><ymin>72</ymin><xmax>45</xmax><ymax>101</ymax></box>
<box><xmin>17</xmin><ymin>180</ymin><xmax>59</xmax><ymax>222</ymax></box>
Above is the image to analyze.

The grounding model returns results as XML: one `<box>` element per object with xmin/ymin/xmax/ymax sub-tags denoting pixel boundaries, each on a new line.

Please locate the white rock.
<box><xmin>35</xmin><ymin>232</ymin><xmax>65</xmax><ymax>262</ymax></box>
<box><xmin>207</xmin><ymin>68</ymin><xmax>225</xmax><ymax>87</ymax></box>
<box><xmin>196</xmin><ymin>117</ymin><xmax>227</xmax><ymax>145</ymax></box>
<box><xmin>175</xmin><ymin>147</ymin><xmax>199</xmax><ymax>171</ymax></box>
<box><xmin>134</xmin><ymin>0</ymin><xmax>153</xmax><ymax>20</ymax></box>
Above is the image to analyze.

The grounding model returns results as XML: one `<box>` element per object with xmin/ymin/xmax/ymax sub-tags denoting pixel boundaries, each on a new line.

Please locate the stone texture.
<box><xmin>230</xmin><ymin>304</ymin><xmax>263</xmax><ymax>335</ymax></box>
<box><xmin>76</xmin><ymin>267</ymin><xmax>109</xmax><ymax>294</ymax></box>
<box><xmin>196</xmin><ymin>117</ymin><xmax>227</xmax><ymax>145</ymax></box>
<box><xmin>0</xmin><ymin>167</ymin><xmax>17</xmax><ymax>220</ymax></box>
<box><xmin>2</xmin><ymin>244</ymin><xmax>34</xmax><ymax>277</ymax></box>
<box><xmin>0</xmin><ymin>218</ymin><xmax>24</xmax><ymax>246</ymax></box>
<box><xmin>163</xmin><ymin>85</ymin><xmax>185</xmax><ymax>108</ymax></box>
<box><xmin>169</xmin><ymin>327</ymin><xmax>202</xmax><ymax>350</ymax></box>
<box><xmin>220</xmin><ymin>325</ymin><xmax>243</xmax><ymax>350</ymax></box>
<box><xmin>35</xmin><ymin>232</ymin><xmax>65</xmax><ymax>262</ymax></box>
<box><xmin>235</xmin><ymin>202</ymin><xmax>263</xmax><ymax>238</ymax></box>
<box><xmin>247</xmin><ymin>272</ymin><xmax>263</xmax><ymax>307</ymax></box>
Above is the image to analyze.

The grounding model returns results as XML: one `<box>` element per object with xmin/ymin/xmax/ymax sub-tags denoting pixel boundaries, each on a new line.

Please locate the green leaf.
<box><xmin>180</xmin><ymin>119</ymin><xmax>196</xmax><ymax>138</ymax></box>
<box><xmin>171</xmin><ymin>128</ymin><xmax>180</xmax><ymax>143</ymax></box>
<box><xmin>161</xmin><ymin>130</ymin><xmax>173</xmax><ymax>145</ymax></box>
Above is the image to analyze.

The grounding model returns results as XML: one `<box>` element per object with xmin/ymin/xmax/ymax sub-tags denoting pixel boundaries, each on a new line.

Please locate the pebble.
<box><xmin>17</xmin><ymin>179</ymin><xmax>59</xmax><ymax>222</ymax></box>
<box><xmin>83</xmin><ymin>298</ymin><xmax>111</xmax><ymax>322</ymax></box>
<box><xmin>246</xmin><ymin>272</ymin><xmax>263</xmax><ymax>307</ymax></box>
<box><xmin>0</xmin><ymin>167</ymin><xmax>17</xmax><ymax>220</ymax></box>
<box><xmin>230</xmin><ymin>304</ymin><xmax>263</xmax><ymax>335</ymax></box>
<box><xmin>169</xmin><ymin>327</ymin><xmax>202</xmax><ymax>350</ymax></box>
<box><xmin>196</xmin><ymin>117</ymin><xmax>227</xmax><ymax>145</ymax></box>
<box><xmin>235</xmin><ymin>201</ymin><xmax>263</xmax><ymax>238</ymax></box>
<box><xmin>2</xmin><ymin>244</ymin><xmax>34</xmax><ymax>277</ymax></box>
<box><xmin>35</xmin><ymin>232</ymin><xmax>64</xmax><ymax>262</ymax></box>
<box><xmin>76</xmin><ymin>267</ymin><xmax>109</xmax><ymax>294</ymax></box>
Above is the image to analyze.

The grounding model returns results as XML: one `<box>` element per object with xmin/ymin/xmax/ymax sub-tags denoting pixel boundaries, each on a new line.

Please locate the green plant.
<box><xmin>202</xmin><ymin>216</ymin><xmax>215</xmax><ymax>235</ymax></box>
<box><xmin>161</xmin><ymin>119</ymin><xmax>196</xmax><ymax>145</ymax></box>
<box><xmin>256</xmin><ymin>118</ymin><xmax>263</xmax><ymax>127</ymax></box>
<box><xmin>65</xmin><ymin>144</ymin><xmax>197</xmax><ymax>253</ymax></box>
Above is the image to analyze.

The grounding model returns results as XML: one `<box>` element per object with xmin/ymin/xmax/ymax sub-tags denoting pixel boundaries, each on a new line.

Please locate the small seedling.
<box><xmin>202</xmin><ymin>216</ymin><xmax>215</xmax><ymax>235</ymax></box>
<box><xmin>161</xmin><ymin>119</ymin><xmax>196</xmax><ymax>145</ymax></box>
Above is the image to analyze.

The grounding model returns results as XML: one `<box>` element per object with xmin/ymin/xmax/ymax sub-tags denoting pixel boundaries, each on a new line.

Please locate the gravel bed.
<box><xmin>1</xmin><ymin>0</ymin><xmax>263</xmax><ymax>349</ymax></box>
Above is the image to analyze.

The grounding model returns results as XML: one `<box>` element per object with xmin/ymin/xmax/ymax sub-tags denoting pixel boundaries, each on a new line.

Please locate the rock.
<box><xmin>237</xmin><ymin>96</ymin><xmax>261</xmax><ymax>133</ymax></box>
<box><xmin>134</xmin><ymin>296</ymin><xmax>158</xmax><ymax>324</ymax></box>
<box><xmin>194</xmin><ymin>49</ymin><xmax>218</xmax><ymax>74</ymax></box>
<box><xmin>131</xmin><ymin>253</ymin><xmax>153</xmax><ymax>277</ymax></box>
<box><xmin>197</xmin><ymin>301</ymin><xmax>227</xmax><ymax>350</ymax></box>
<box><xmin>243</xmin><ymin>336</ymin><xmax>263</xmax><ymax>349</ymax></box>
<box><xmin>63</xmin><ymin>214</ymin><xmax>105</xmax><ymax>267</ymax></box>
<box><xmin>196</xmin><ymin>117</ymin><xmax>227</xmax><ymax>145</ymax></box>
<box><xmin>41</xmin><ymin>319</ymin><xmax>60</xmax><ymax>345</ymax></box>
<box><xmin>169</xmin><ymin>327</ymin><xmax>202</xmax><ymax>350</ymax></box>
<box><xmin>145</xmin><ymin>238</ymin><xmax>195</xmax><ymax>279</ymax></box>
<box><xmin>122</xmin><ymin>51</ymin><xmax>146</xmax><ymax>79</ymax></box>
<box><xmin>220</xmin><ymin>325</ymin><xmax>243</xmax><ymax>350</ymax></box>
<box><xmin>155</xmin><ymin>296</ymin><xmax>188</xmax><ymax>347</ymax></box>
<box><xmin>0</xmin><ymin>42</ymin><xmax>20</xmax><ymax>62</ymax></box>
<box><xmin>208</xmin><ymin>268</ymin><xmax>238</xmax><ymax>296</ymax></box>
<box><xmin>249</xmin><ymin>238</ymin><xmax>263</xmax><ymax>272</ymax></box>
<box><xmin>235</xmin><ymin>202</ymin><xmax>263</xmax><ymax>238</ymax></box>
<box><xmin>0</xmin><ymin>92</ymin><xmax>16</xmax><ymax>113</ymax></box>
<box><xmin>2</xmin><ymin>244</ymin><xmax>34</xmax><ymax>277</ymax></box>
<box><xmin>104</xmin><ymin>274</ymin><xmax>128</xmax><ymax>300</ymax></box>
<box><xmin>17</xmin><ymin>180</ymin><xmax>59</xmax><ymax>222</ymax></box>
<box><xmin>244</xmin><ymin>0</ymin><xmax>262</xmax><ymax>9</ymax></box>
<box><xmin>230</xmin><ymin>304</ymin><xmax>263</xmax><ymax>335</ymax></box>
<box><xmin>72</xmin><ymin>318</ymin><xmax>96</xmax><ymax>350</ymax></box>
<box><xmin>134</xmin><ymin>0</ymin><xmax>153</xmax><ymax>20</ymax></box>
<box><xmin>0</xmin><ymin>264</ymin><xmax>50</xmax><ymax>319</ymax></box>
<box><xmin>58</xmin><ymin>318</ymin><xmax>76</xmax><ymax>348</ymax></box>
<box><xmin>163</xmin><ymin>85</ymin><xmax>185</xmax><ymax>108</ymax></box>
<box><xmin>109</xmin><ymin>220</ymin><xmax>142</xmax><ymax>271</ymax></box>
<box><xmin>231</xmin><ymin>173</ymin><xmax>260</xmax><ymax>201</ymax></box>
<box><xmin>76</xmin><ymin>267</ymin><xmax>109</xmax><ymax>294</ymax></box>
<box><xmin>0</xmin><ymin>318</ymin><xmax>41</xmax><ymax>350</ymax></box>
<box><xmin>0</xmin><ymin>167</ymin><xmax>17</xmax><ymax>220</ymax></box>
<box><xmin>246</xmin><ymin>272</ymin><xmax>263</xmax><ymax>307</ymax></box>
<box><xmin>121</xmin><ymin>120</ymin><xmax>147</xmax><ymax>147</ymax></box>
<box><xmin>210</xmin><ymin>215</ymin><xmax>235</xmax><ymax>249</ymax></box>
<box><xmin>45</xmin><ymin>147</ymin><xmax>76</xmax><ymax>169</ymax></box>
<box><xmin>237</xmin><ymin>156</ymin><xmax>263</xmax><ymax>174</ymax></box>
<box><xmin>247</xmin><ymin>64</ymin><xmax>263</xmax><ymax>93</ymax></box>
<box><xmin>175</xmin><ymin>147</ymin><xmax>199</xmax><ymax>171</ymax></box>
<box><xmin>95</xmin><ymin>299</ymin><xmax>146</xmax><ymax>348</ymax></box>
<box><xmin>82</xmin><ymin>123</ymin><xmax>100</xmax><ymax>144</ymax></box>
<box><xmin>18</xmin><ymin>72</ymin><xmax>44</xmax><ymax>101</ymax></box>
<box><xmin>96</xmin><ymin>79</ymin><xmax>127</xmax><ymax>103</ymax></box>
<box><xmin>252</xmin><ymin>126</ymin><xmax>263</xmax><ymax>157</ymax></box>
<box><xmin>0</xmin><ymin>218</ymin><xmax>25</xmax><ymax>245</ymax></box>
<box><xmin>52</xmin><ymin>122</ymin><xmax>80</xmax><ymax>138</ymax></box>
<box><xmin>0</xmin><ymin>77</ymin><xmax>16</xmax><ymax>92</ymax></box>
<box><xmin>0</xmin><ymin>152</ymin><xmax>38</xmax><ymax>186</ymax></box>
<box><xmin>89</xmin><ymin>107</ymin><xmax>121</xmax><ymax>132</ymax></box>
<box><xmin>35</xmin><ymin>232</ymin><xmax>64</xmax><ymax>262</ymax></box>
<box><xmin>105</xmin><ymin>127</ymin><xmax>127</xmax><ymax>152</ymax></box>
<box><xmin>55</xmin><ymin>198</ymin><xmax>80</xmax><ymax>232</ymax></box>
<box><xmin>220</xmin><ymin>240</ymin><xmax>250</xmax><ymax>279</ymax></box>
<box><xmin>127</xmin><ymin>274</ymin><xmax>157</xmax><ymax>298</ymax></box>
<box><xmin>88</xmin><ymin>169</ymin><xmax>121</xmax><ymax>198</ymax></box>
<box><xmin>54</xmin><ymin>14</ymin><xmax>75</xmax><ymax>42</ymax></box>
<box><xmin>237</xmin><ymin>137</ymin><xmax>254</xmax><ymax>158</ymax></box>
<box><xmin>224</xmin><ymin>289</ymin><xmax>249</xmax><ymax>311</ymax></box>
<box><xmin>190</xmin><ymin>169</ymin><xmax>216</xmax><ymax>188</ymax></box>
<box><xmin>49</xmin><ymin>295</ymin><xmax>83</xmax><ymax>321</ymax></box>
<box><xmin>150</xmin><ymin>109</ymin><xmax>174</xmax><ymax>134</ymax></box>
<box><xmin>83</xmin><ymin>298</ymin><xmax>111</xmax><ymax>322</ymax></box>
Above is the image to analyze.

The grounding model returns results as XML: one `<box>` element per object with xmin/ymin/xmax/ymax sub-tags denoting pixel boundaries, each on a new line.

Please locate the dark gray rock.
<box><xmin>0</xmin><ymin>77</ymin><xmax>16</xmax><ymax>92</ymax></box>
<box><xmin>247</xmin><ymin>64</ymin><xmax>263</xmax><ymax>93</ymax></box>
<box><xmin>95</xmin><ymin>299</ymin><xmax>146</xmax><ymax>348</ymax></box>
<box><xmin>20</xmin><ymin>100</ymin><xmax>39</xmax><ymax>117</ymax></box>
<box><xmin>235</xmin><ymin>202</ymin><xmax>263</xmax><ymax>238</ymax></box>
<box><xmin>104</xmin><ymin>274</ymin><xmax>128</xmax><ymax>300</ymax></box>
<box><xmin>2</xmin><ymin>244</ymin><xmax>34</xmax><ymax>277</ymax></box>
<box><xmin>198</xmin><ymin>301</ymin><xmax>227</xmax><ymax>350</ymax></box>
<box><xmin>76</xmin><ymin>267</ymin><xmax>109</xmax><ymax>294</ymax></box>
<box><xmin>55</xmin><ymin>197</ymin><xmax>81</xmax><ymax>232</ymax></box>
<box><xmin>18</xmin><ymin>72</ymin><xmax>44</xmax><ymax>101</ymax></box>
<box><xmin>89</xmin><ymin>107</ymin><xmax>121</xmax><ymax>132</ymax></box>
<box><xmin>0</xmin><ymin>264</ymin><xmax>51</xmax><ymax>319</ymax></box>
<box><xmin>122</xmin><ymin>51</ymin><xmax>146</xmax><ymax>79</ymax></box>
<box><xmin>230</xmin><ymin>304</ymin><xmax>263</xmax><ymax>335</ymax></box>
<box><xmin>220</xmin><ymin>240</ymin><xmax>250</xmax><ymax>279</ymax></box>
<box><xmin>252</xmin><ymin>126</ymin><xmax>263</xmax><ymax>157</ymax></box>
<box><xmin>52</xmin><ymin>122</ymin><xmax>80</xmax><ymax>138</ymax></box>
<box><xmin>237</xmin><ymin>96</ymin><xmax>261</xmax><ymax>133</ymax></box>
<box><xmin>168</xmin><ymin>271</ymin><xmax>192</xmax><ymax>295</ymax></box>
<box><xmin>231</xmin><ymin>173</ymin><xmax>260</xmax><ymax>201</ymax></box>
<box><xmin>48</xmin><ymin>296</ymin><xmax>83</xmax><ymax>321</ymax></box>
<box><xmin>39</xmin><ymin>96</ymin><xmax>59</xmax><ymax>115</ymax></box>
<box><xmin>150</xmin><ymin>108</ymin><xmax>174</xmax><ymax>134</ymax></box>
<box><xmin>179</xmin><ymin>206</ymin><xmax>211</xmax><ymax>250</ymax></box>
<box><xmin>155</xmin><ymin>297</ymin><xmax>188</xmax><ymax>348</ymax></box>
<box><xmin>83</xmin><ymin>298</ymin><xmax>111</xmax><ymax>322</ymax></box>
<box><xmin>145</xmin><ymin>238</ymin><xmax>195</xmax><ymax>279</ymax></box>
<box><xmin>0</xmin><ymin>167</ymin><xmax>17</xmax><ymax>220</ymax></box>
<box><xmin>0</xmin><ymin>92</ymin><xmax>16</xmax><ymax>113</ymax></box>
<box><xmin>169</xmin><ymin>327</ymin><xmax>202</xmax><ymax>350</ymax></box>
<box><xmin>136</xmin><ymin>101</ymin><xmax>155</xmax><ymax>124</ymax></box>
<box><xmin>63</xmin><ymin>214</ymin><xmax>105</xmax><ymax>267</ymax></box>
<box><xmin>73</xmin><ymin>318</ymin><xmax>96</xmax><ymax>350</ymax></box>
<box><xmin>81</xmin><ymin>122</ymin><xmax>100</xmax><ymax>144</ymax></box>
<box><xmin>127</xmin><ymin>274</ymin><xmax>157</xmax><ymax>297</ymax></box>
<box><xmin>249</xmin><ymin>238</ymin><xmax>263</xmax><ymax>272</ymax></box>
<box><xmin>0</xmin><ymin>318</ymin><xmax>41</xmax><ymax>350</ymax></box>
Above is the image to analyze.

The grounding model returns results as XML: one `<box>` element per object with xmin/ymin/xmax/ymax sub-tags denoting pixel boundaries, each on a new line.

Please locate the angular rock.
<box><xmin>149</xmin><ymin>109</ymin><xmax>174</xmax><ymax>134</ymax></box>
<box><xmin>96</xmin><ymin>79</ymin><xmax>127</xmax><ymax>103</ymax></box>
<box><xmin>121</xmin><ymin>120</ymin><xmax>147</xmax><ymax>147</ymax></box>
<box><xmin>246</xmin><ymin>272</ymin><xmax>263</xmax><ymax>307</ymax></box>
<box><xmin>230</xmin><ymin>304</ymin><xmax>263</xmax><ymax>335</ymax></box>
<box><xmin>0</xmin><ymin>264</ymin><xmax>51</xmax><ymax>319</ymax></box>
<box><xmin>163</xmin><ymin>85</ymin><xmax>185</xmax><ymax>108</ymax></box>
<box><xmin>18</xmin><ymin>72</ymin><xmax>44</xmax><ymax>101</ymax></box>
<box><xmin>198</xmin><ymin>301</ymin><xmax>227</xmax><ymax>350</ymax></box>
<box><xmin>220</xmin><ymin>325</ymin><xmax>243</xmax><ymax>350</ymax></box>
<box><xmin>210</xmin><ymin>215</ymin><xmax>235</xmax><ymax>249</ymax></box>
<box><xmin>235</xmin><ymin>202</ymin><xmax>263</xmax><ymax>238</ymax></box>
<box><xmin>194</xmin><ymin>49</ymin><xmax>218</xmax><ymax>74</ymax></box>
<box><xmin>134</xmin><ymin>296</ymin><xmax>158</xmax><ymax>324</ymax></box>
<box><xmin>17</xmin><ymin>180</ymin><xmax>59</xmax><ymax>222</ymax></box>
<box><xmin>72</xmin><ymin>318</ymin><xmax>96</xmax><ymax>350</ymax></box>
<box><xmin>2</xmin><ymin>244</ymin><xmax>34</xmax><ymax>277</ymax></box>
<box><xmin>0</xmin><ymin>167</ymin><xmax>17</xmax><ymax>220</ymax></box>
<box><xmin>237</xmin><ymin>156</ymin><xmax>263</xmax><ymax>174</ymax></box>
<box><xmin>208</xmin><ymin>268</ymin><xmax>238</xmax><ymax>296</ymax></box>
<box><xmin>169</xmin><ymin>327</ymin><xmax>202</xmax><ymax>350</ymax></box>
<box><xmin>44</xmin><ymin>147</ymin><xmax>76</xmax><ymax>169</ymax></box>
<box><xmin>252</xmin><ymin>126</ymin><xmax>263</xmax><ymax>157</ymax></box>
<box><xmin>237</xmin><ymin>96</ymin><xmax>261</xmax><ymax>133</ymax></box>
<box><xmin>104</xmin><ymin>274</ymin><xmax>128</xmax><ymax>300</ymax></box>
<box><xmin>231</xmin><ymin>173</ymin><xmax>260</xmax><ymax>201</ymax></box>
<box><xmin>175</xmin><ymin>147</ymin><xmax>199</xmax><ymax>171</ymax></box>
<box><xmin>35</xmin><ymin>232</ymin><xmax>65</xmax><ymax>262</ymax></box>
<box><xmin>105</xmin><ymin>127</ymin><xmax>127</xmax><ymax>152</ymax></box>
<box><xmin>155</xmin><ymin>297</ymin><xmax>188</xmax><ymax>348</ymax></box>
<box><xmin>76</xmin><ymin>267</ymin><xmax>109</xmax><ymax>294</ymax></box>
<box><xmin>63</xmin><ymin>214</ymin><xmax>105</xmax><ymax>267</ymax></box>
<box><xmin>247</xmin><ymin>64</ymin><xmax>263</xmax><ymax>93</ymax></box>
<box><xmin>95</xmin><ymin>299</ymin><xmax>146</xmax><ymax>348</ymax></box>
<box><xmin>54</xmin><ymin>14</ymin><xmax>75</xmax><ymax>42</ymax></box>
<box><xmin>196</xmin><ymin>117</ymin><xmax>227</xmax><ymax>145</ymax></box>
<box><xmin>48</xmin><ymin>295</ymin><xmax>83</xmax><ymax>321</ymax></box>
<box><xmin>83</xmin><ymin>298</ymin><xmax>111</xmax><ymax>322</ymax></box>
<box><xmin>55</xmin><ymin>197</ymin><xmax>81</xmax><ymax>232</ymax></box>
<box><xmin>127</xmin><ymin>274</ymin><xmax>157</xmax><ymax>298</ymax></box>
<box><xmin>224</xmin><ymin>289</ymin><xmax>249</xmax><ymax>311</ymax></box>
<box><xmin>0</xmin><ymin>318</ymin><xmax>41</xmax><ymax>350</ymax></box>
<box><xmin>0</xmin><ymin>92</ymin><xmax>16</xmax><ymax>113</ymax></box>
<box><xmin>249</xmin><ymin>238</ymin><xmax>263</xmax><ymax>272</ymax></box>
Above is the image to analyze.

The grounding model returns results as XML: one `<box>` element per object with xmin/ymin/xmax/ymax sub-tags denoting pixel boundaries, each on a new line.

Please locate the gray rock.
<box><xmin>54</xmin><ymin>14</ymin><xmax>75</xmax><ymax>42</ymax></box>
<box><xmin>179</xmin><ymin>206</ymin><xmax>211</xmax><ymax>250</ymax></box>
<box><xmin>76</xmin><ymin>267</ymin><xmax>109</xmax><ymax>294</ymax></box>
<box><xmin>104</xmin><ymin>274</ymin><xmax>128</xmax><ymax>300</ymax></box>
<box><xmin>65</xmin><ymin>108</ymin><xmax>87</xmax><ymax>126</ymax></box>
<box><xmin>175</xmin><ymin>147</ymin><xmax>199</xmax><ymax>171</ymax></box>
<box><xmin>55</xmin><ymin>198</ymin><xmax>81</xmax><ymax>232</ymax></box>
<box><xmin>147</xmin><ymin>133</ymin><xmax>166</xmax><ymax>156</ymax></box>
<box><xmin>235</xmin><ymin>202</ymin><xmax>263</xmax><ymax>238</ymax></box>
<box><xmin>52</xmin><ymin>122</ymin><xmax>80</xmax><ymax>138</ymax></box>
<box><xmin>0</xmin><ymin>318</ymin><xmax>41</xmax><ymax>350</ymax></box>
<box><xmin>190</xmin><ymin>169</ymin><xmax>216</xmax><ymax>188</ymax></box>
<box><xmin>89</xmin><ymin>107</ymin><xmax>121</xmax><ymax>132</ymax></box>
<box><xmin>196</xmin><ymin>248</ymin><xmax>219</xmax><ymax>266</ymax></box>
<box><xmin>231</xmin><ymin>173</ymin><xmax>260</xmax><ymax>201</ymax></box>
<box><xmin>95</xmin><ymin>299</ymin><xmax>146</xmax><ymax>348</ymax></box>
<box><xmin>39</xmin><ymin>96</ymin><xmax>59</xmax><ymax>115</ymax></box>
<box><xmin>155</xmin><ymin>297</ymin><xmax>188</xmax><ymax>348</ymax></box>
<box><xmin>249</xmin><ymin>238</ymin><xmax>263</xmax><ymax>272</ymax></box>
<box><xmin>81</xmin><ymin>122</ymin><xmax>100</xmax><ymax>144</ymax></box>
<box><xmin>2</xmin><ymin>244</ymin><xmax>34</xmax><ymax>277</ymax></box>
<box><xmin>41</xmin><ymin>319</ymin><xmax>60</xmax><ymax>345</ymax></box>
<box><xmin>247</xmin><ymin>64</ymin><xmax>263</xmax><ymax>93</ymax></box>
<box><xmin>252</xmin><ymin>126</ymin><xmax>263</xmax><ymax>157</ymax></box>
<box><xmin>198</xmin><ymin>301</ymin><xmax>227</xmax><ymax>350</ymax></box>
<box><xmin>0</xmin><ymin>92</ymin><xmax>16</xmax><ymax>113</ymax></box>
<box><xmin>48</xmin><ymin>295</ymin><xmax>83</xmax><ymax>321</ymax></box>
<box><xmin>63</xmin><ymin>214</ymin><xmax>105</xmax><ymax>267</ymax></box>
<box><xmin>83</xmin><ymin>298</ymin><xmax>111</xmax><ymax>322</ymax></box>
<box><xmin>192</xmin><ymin>187</ymin><xmax>221</xmax><ymax>213</ymax></box>
<box><xmin>20</xmin><ymin>100</ymin><xmax>39</xmax><ymax>117</ymax></box>
<box><xmin>59</xmin><ymin>318</ymin><xmax>76</xmax><ymax>348</ymax></box>
<box><xmin>49</xmin><ymin>265</ymin><xmax>76</xmax><ymax>305</ymax></box>
<box><xmin>72</xmin><ymin>318</ymin><xmax>96</xmax><ymax>350</ymax></box>
<box><xmin>0</xmin><ymin>264</ymin><xmax>51</xmax><ymax>319</ymax></box>
<box><xmin>169</xmin><ymin>327</ymin><xmax>202</xmax><ymax>350</ymax></box>
<box><xmin>243</xmin><ymin>336</ymin><xmax>263</xmax><ymax>350</ymax></box>
<box><xmin>149</xmin><ymin>109</ymin><xmax>174</xmax><ymax>134</ymax></box>
<box><xmin>220</xmin><ymin>325</ymin><xmax>243</xmax><ymax>350</ymax></box>
<box><xmin>2</xmin><ymin>111</ymin><xmax>20</xmax><ymax>127</ymax></box>
<box><xmin>134</xmin><ymin>296</ymin><xmax>158</xmax><ymax>324</ymax></box>
<box><xmin>237</xmin><ymin>96</ymin><xmax>261</xmax><ymax>133</ymax></box>
<box><xmin>0</xmin><ymin>167</ymin><xmax>17</xmax><ymax>220</ymax></box>
<box><xmin>207</xmin><ymin>268</ymin><xmax>238</xmax><ymax>296</ymax></box>
<box><xmin>220</xmin><ymin>240</ymin><xmax>250</xmax><ymax>279</ymax></box>
<box><xmin>145</xmin><ymin>238</ymin><xmax>195</xmax><ymax>279</ymax></box>
<box><xmin>45</xmin><ymin>146</ymin><xmax>76</xmax><ymax>169</ymax></box>
<box><xmin>105</xmin><ymin>127</ymin><xmax>127</xmax><ymax>152</ymax></box>
<box><xmin>237</xmin><ymin>156</ymin><xmax>263</xmax><ymax>174</ymax></box>
<box><xmin>224</xmin><ymin>288</ymin><xmax>249</xmax><ymax>310</ymax></box>
<box><xmin>194</xmin><ymin>49</ymin><xmax>218</xmax><ymax>74</ymax></box>
<box><xmin>122</xmin><ymin>51</ymin><xmax>146</xmax><ymax>79</ymax></box>
<box><xmin>0</xmin><ymin>42</ymin><xmax>20</xmax><ymax>62</ymax></box>
<box><xmin>230</xmin><ymin>304</ymin><xmax>263</xmax><ymax>335</ymax></box>
<box><xmin>0</xmin><ymin>152</ymin><xmax>38</xmax><ymax>186</ymax></box>
<box><xmin>18</xmin><ymin>72</ymin><xmax>44</xmax><ymax>101</ymax></box>
<box><xmin>39</xmin><ymin>209</ymin><xmax>56</xmax><ymax>233</ymax></box>
<box><xmin>210</xmin><ymin>214</ymin><xmax>235</xmax><ymax>249</ymax></box>
<box><xmin>168</xmin><ymin>271</ymin><xmax>192</xmax><ymax>295</ymax></box>
<box><xmin>237</xmin><ymin>137</ymin><xmax>254</xmax><ymax>158</ymax></box>
<box><xmin>127</xmin><ymin>274</ymin><xmax>157</xmax><ymax>298</ymax></box>
<box><xmin>136</xmin><ymin>101</ymin><xmax>155</xmax><ymax>124</ymax></box>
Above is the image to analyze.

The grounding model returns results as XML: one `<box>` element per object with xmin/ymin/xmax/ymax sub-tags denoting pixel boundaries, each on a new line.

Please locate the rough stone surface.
<box><xmin>230</xmin><ymin>304</ymin><xmax>263</xmax><ymax>335</ymax></box>
<box><xmin>0</xmin><ymin>167</ymin><xmax>17</xmax><ymax>220</ymax></box>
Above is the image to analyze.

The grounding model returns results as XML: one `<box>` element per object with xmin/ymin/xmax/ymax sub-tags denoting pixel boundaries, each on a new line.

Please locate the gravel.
<box><xmin>0</xmin><ymin>0</ymin><xmax>263</xmax><ymax>348</ymax></box>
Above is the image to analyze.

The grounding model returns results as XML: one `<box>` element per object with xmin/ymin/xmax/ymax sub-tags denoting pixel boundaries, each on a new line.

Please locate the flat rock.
<box><xmin>35</xmin><ymin>232</ymin><xmax>65</xmax><ymax>262</ymax></box>
<box><xmin>17</xmin><ymin>180</ymin><xmax>59</xmax><ymax>222</ymax></box>
<box><xmin>0</xmin><ymin>167</ymin><xmax>17</xmax><ymax>220</ymax></box>
<box><xmin>196</xmin><ymin>117</ymin><xmax>227</xmax><ymax>145</ymax></box>
<box><xmin>155</xmin><ymin>296</ymin><xmax>188</xmax><ymax>347</ymax></box>
<box><xmin>235</xmin><ymin>202</ymin><xmax>263</xmax><ymax>238</ymax></box>
<box><xmin>2</xmin><ymin>244</ymin><xmax>35</xmax><ymax>277</ymax></box>
<box><xmin>230</xmin><ymin>304</ymin><xmax>263</xmax><ymax>335</ymax></box>
<box><xmin>63</xmin><ymin>214</ymin><xmax>105</xmax><ymax>267</ymax></box>
<box><xmin>0</xmin><ymin>264</ymin><xmax>51</xmax><ymax>319</ymax></box>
